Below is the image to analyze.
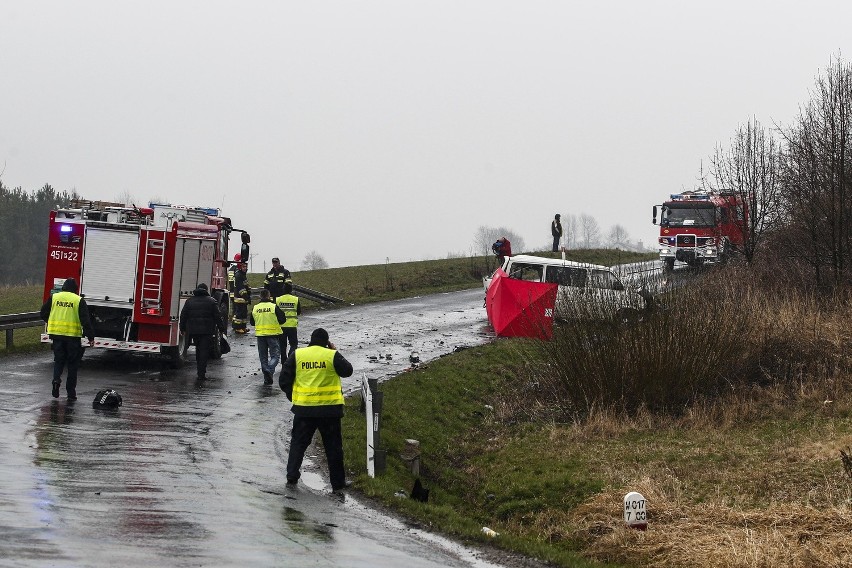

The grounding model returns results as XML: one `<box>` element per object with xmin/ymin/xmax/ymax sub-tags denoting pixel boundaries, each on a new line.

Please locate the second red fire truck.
<box><xmin>652</xmin><ymin>190</ymin><xmax>748</xmax><ymax>271</ymax></box>
<box><xmin>42</xmin><ymin>200</ymin><xmax>249</xmax><ymax>366</ymax></box>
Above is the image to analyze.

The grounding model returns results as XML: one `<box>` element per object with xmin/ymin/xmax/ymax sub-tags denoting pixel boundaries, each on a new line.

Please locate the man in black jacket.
<box><xmin>40</xmin><ymin>278</ymin><xmax>95</xmax><ymax>400</ymax></box>
<box><xmin>264</xmin><ymin>257</ymin><xmax>291</xmax><ymax>300</ymax></box>
<box><xmin>551</xmin><ymin>213</ymin><xmax>563</xmax><ymax>252</ymax></box>
<box><xmin>279</xmin><ymin>328</ymin><xmax>353</xmax><ymax>492</ymax></box>
<box><xmin>179</xmin><ymin>283</ymin><xmax>225</xmax><ymax>380</ymax></box>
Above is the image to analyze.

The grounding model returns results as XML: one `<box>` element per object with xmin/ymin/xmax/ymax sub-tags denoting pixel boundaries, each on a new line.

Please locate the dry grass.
<box><xmin>484</xmin><ymin>268</ymin><xmax>852</xmax><ymax>567</ymax></box>
<box><xmin>491</xmin><ymin>381</ymin><xmax>852</xmax><ymax>567</ymax></box>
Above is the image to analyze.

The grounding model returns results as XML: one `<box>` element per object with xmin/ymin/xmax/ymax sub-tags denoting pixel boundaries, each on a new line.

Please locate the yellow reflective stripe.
<box><xmin>291</xmin><ymin>388</ymin><xmax>344</xmax><ymax>405</ymax></box>
<box><xmin>48</xmin><ymin>321</ymin><xmax>82</xmax><ymax>334</ymax></box>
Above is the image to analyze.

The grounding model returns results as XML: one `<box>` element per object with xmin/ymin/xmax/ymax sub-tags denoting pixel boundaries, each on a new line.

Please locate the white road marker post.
<box><xmin>623</xmin><ymin>491</ymin><xmax>648</xmax><ymax>531</ymax></box>
<box><xmin>361</xmin><ymin>373</ymin><xmax>375</xmax><ymax>478</ymax></box>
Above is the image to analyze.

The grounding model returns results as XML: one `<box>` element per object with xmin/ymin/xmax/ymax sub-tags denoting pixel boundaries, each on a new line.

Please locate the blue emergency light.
<box><xmin>60</xmin><ymin>224</ymin><xmax>73</xmax><ymax>233</ymax></box>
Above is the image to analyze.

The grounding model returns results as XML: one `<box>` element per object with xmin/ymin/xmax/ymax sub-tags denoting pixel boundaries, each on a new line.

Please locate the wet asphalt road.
<box><xmin>0</xmin><ymin>288</ymin><xmax>503</xmax><ymax>568</ymax></box>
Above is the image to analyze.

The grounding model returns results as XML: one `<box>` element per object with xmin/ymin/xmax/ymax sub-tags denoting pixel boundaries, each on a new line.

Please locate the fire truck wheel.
<box><xmin>663</xmin><ymin>258</ymin><xmax>675</xmax><ymax>272</ymax></box>
<box><xmin>166</xmin><ymin>334</ymin><xmax>189</xmax><ymax>368</ymax></box>
<box><xmin>218</xmin><ymin>300</ymin><xmax>229</xmax><ymax>332</ymax></box>
<box><xmin>210</xmin><ymin>328</ymin><xmax>223</xmax><ymax>360</ymax></box>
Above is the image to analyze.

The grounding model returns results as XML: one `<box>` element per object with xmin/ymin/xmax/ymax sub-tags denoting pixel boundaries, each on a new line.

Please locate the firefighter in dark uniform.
<box><xmin>264</xmin><ymin>257</ymin><xmax>291</xmax><ymax>300</ymax></box>
<box><xmin>276</xmin><ymin>281</ymin><xmax>301</xmax><ymax>360</ymax></box>
<box><xmin>227</xmin><ymin>254</ymin><xmax>238</xmax><ymax>307</ymax></box>
<box><xmin>280</xmin><ymin>328</ymin><xmax>353</xmax><ymax>492</ymax></box>
<box><xmin>40</xmin><ymin>278</ymin><xmax>95</xmax><ymax>401</ymax></box>
<box><xmin>228</xmin><ymin>253</ymin><xmax>240</xmax><ymax>328</ymax></box>
<box><xmin>232</xmin><ymin>257</ymin><xmax>251</xmax><ymax>334</ymax></box>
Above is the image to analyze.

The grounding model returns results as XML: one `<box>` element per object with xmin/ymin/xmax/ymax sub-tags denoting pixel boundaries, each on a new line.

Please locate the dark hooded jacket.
<box><xmin>40</xmin><ymin>278</ymin><xmax>95</xmax><ymax>340</ymax></box>
<box><xmin>179</xmin><ymin>285</ymin><xmax>225</xmax><ymax>336</ymax></box>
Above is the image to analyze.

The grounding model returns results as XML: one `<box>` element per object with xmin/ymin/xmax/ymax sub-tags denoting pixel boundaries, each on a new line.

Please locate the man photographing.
<box><xmin>279</xmin><ymin>328</ymin><xmax>353</xmax><ymax>493</ymax></box>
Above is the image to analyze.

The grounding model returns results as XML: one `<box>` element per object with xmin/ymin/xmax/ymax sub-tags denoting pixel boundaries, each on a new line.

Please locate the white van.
<box><xmin>484</xmin><ymin>254</ymin><xmax>648</xmax><ymax>321</ymax></box>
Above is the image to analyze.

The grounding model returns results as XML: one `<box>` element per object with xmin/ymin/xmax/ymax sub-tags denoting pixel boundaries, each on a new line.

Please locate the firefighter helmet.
<box><xmin>92</xmin><ymin>389</ymin><xmax>123</xmax><ymax>410</ymax></box>
<box><xmin>233</xmin><ymin>253</ymin><xmax>241</xmax><ymax>262</ymax></box>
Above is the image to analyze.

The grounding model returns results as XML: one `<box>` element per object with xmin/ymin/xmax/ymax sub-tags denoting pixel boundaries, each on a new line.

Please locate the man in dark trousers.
<box><xmin>280</xmin><ymin>328</ymin><xmax>354</xmax><ymax>493</ymax></box>
<box><xmin>250</xmin><ymin>289</ymin><xmax>286</xmax><ymax>385</ymax></box>
<box><xmin>276</xmin><ymin>281</ymin><xmax>301</xmax><ymax>361</ymax></box>
<box><xmin>40</xmin><ymin>278</ymin><xmax>95</xmax><ymax>401</ymax></box>
<box><xmin>264</xmin><ymin>257</ymin><xmax>291</xmax><ymax>301</ymax></box>
<box><xmin>179</xmin><ymin>283</ymin><xmax>225</xmax><ymax>380</ymax></box>
<box><xmin>551</xmin><ymin>213</ymin><xmax>563</xmax><ymax>252</ymax></box>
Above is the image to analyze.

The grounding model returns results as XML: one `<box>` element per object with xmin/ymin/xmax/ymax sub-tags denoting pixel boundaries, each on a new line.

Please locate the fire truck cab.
<box><xmin>652</xmin><ymin>190</ymin><xmax>747</xmax><ymax>272</ymax></box>
<box><xmin>42</xmin><ymin>200</ymin><xmax>249</xmax><ymax>367</ymax></box>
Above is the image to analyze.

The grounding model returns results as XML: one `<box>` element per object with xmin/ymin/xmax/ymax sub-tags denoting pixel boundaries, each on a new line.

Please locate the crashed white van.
<box><xmin>484</xmin><ymin>254</ymin><xmax>648</xmax><ymax>321</ymax></box>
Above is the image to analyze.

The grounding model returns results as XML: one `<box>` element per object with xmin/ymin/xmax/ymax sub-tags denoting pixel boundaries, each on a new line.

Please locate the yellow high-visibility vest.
<box><xmin>251</xmin><ymin>303</ymin><xmax>281</xmax><ymax>336</ymax></box>
<box><xmin>276</xmin><ymin>294</ymin><xmax>299</xmax><ymax>328</ymax></box>
<box><xmin>292</xmin><ymin>345</ymin><xmax>343</xmax><ymax>406</ymax></box>
<box><xmin>46</xmin><ymin>291</ymin><xmax>83</xmax><ymax>337</ymax></box>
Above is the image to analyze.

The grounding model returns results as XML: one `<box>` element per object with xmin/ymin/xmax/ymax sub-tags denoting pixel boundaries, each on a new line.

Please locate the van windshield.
<box><xmin>507</xmin><ymin>263</ymin><xmax>543</xmax><ymax>282</ymax></box>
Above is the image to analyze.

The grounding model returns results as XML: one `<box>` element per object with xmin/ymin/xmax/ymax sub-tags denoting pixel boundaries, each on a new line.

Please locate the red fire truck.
<box><xmin>652</xmin><ymin>190</ymin><xmax>748</xmax><ymax>271</ymax></box>
<box><xmin>42</xmin><ymin>200</ymin><xmax>250</xmax><ymax>366</ymax></box>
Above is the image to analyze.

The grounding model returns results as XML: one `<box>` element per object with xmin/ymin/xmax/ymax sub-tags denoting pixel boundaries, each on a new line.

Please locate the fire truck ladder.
<box><xmin>141</xmin><ymin>236</ymin><xmax>166</xmax><ymax>313</ymax></box>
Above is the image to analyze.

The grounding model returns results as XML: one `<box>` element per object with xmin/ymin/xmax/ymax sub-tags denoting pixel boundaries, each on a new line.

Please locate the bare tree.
<box><xmin>472</xmin><ymin>226</ymin><xmax>526</xmax><ymax>256</ymax></box>
<box><xmin>301</xmin><ymin>250</ymin><xmax>329</xmax><ymax>270</ymax></box>
<box><xmin>579</xmin><ymin>214</ymin><xmax>601</xmax><ymax>248</ymax></box>
<box><xmin>704</xmin><ymin>117</ymin><xmax>783</xmax><ymax>263</ymax></box>
<box><xmin>114</xmin><ymin>190</ymin><xmax>139</xmax><ymax>206</ymax></box>
<box><xmin>562</xmin><ymin>213</ymin><xmax>579</xmax><ymax>249</ymax></box>
<box><xmin>779</xmin><ymin>55</ymin><xmax>852</xmax><ymax>287</ymax></box>
<box><xmin>606</xmin><ymin>224</ymin><xmax>630</xmax><ymax>248</ymax></box>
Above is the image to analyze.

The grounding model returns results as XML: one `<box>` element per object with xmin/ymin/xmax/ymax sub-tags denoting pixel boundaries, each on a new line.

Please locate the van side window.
<box><xmin>508</xmin><ymin>263</ymin><xmax>543</xmax><ymax>282</ymax></box>
<box><xmin>588</xmin><ymin>269</ymin><xmax>617</xmax><ymax>289</ymax></box>
<box><xmin>545</xmin><ymin>266</ymin><xmax>587</xmax><ymax>287</ymax></box>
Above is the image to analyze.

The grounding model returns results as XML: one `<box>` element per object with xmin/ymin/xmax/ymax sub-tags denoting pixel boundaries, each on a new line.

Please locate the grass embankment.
<box><xmin>0</xmin><ymin>284</ymin><xmax>48</xmax><ymax>354</ymax></box>
<box><xmin>342</xmin><ymin>266</ymin><xmax>852</xmax><ymax>568</ymax></box>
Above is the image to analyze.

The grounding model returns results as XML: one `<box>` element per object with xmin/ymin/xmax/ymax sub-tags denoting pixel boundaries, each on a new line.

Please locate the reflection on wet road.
<box><xmin>0</xmin><ymin>288</ymin><xmax>501</xmax><ymax>567</ymax></box>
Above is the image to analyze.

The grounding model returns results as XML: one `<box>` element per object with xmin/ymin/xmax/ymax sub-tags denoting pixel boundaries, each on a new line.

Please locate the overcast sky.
<box><xmin>2</xmin><ymin>1</ymin><xmax>851</xmax><ymax>271</ymax></box>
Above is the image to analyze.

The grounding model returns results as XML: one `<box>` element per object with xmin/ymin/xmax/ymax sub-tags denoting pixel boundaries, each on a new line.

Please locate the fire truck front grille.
<box><xmin>677</xmin><ymin>235</ymin><xmax>696</xmax><ymax>247</ymax></box>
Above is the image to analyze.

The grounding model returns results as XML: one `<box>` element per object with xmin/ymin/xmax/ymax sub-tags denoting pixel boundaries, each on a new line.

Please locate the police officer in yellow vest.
<box><xmin>276</xmin><ymin>281</ymin><xmax>301</xmax><ymax>361</ymax></box>
<box><xmin>280</xmin><ymin>328</ymin><xmax>353</xmax><ymax>492</ymax></box>
<box><xmin>250</xmin><ymin>289</ymin><xmax>286</xmax><ymax>385</ymax></box>
<box><xmin>39</xmin><ymin>278</ymin><xmax>95</xmax><ymax>400</ymax></box>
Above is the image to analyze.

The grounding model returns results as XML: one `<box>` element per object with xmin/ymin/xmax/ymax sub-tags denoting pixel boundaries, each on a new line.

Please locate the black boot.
<box><xmin>52</xmin><ymin>381</ymin><xmax>60</xmax><ymax>398</ymax></box>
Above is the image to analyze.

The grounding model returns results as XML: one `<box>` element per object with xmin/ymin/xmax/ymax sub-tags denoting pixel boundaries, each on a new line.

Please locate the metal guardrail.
<box><xmin>0</xmin><ymin>312</ymin><xmax>43</xmax><ymax>348</ymax></box>
<box><xmin>1</xmin><ymin>280</ymin><xmax>344</xmax><ymax>349</ymax></box>
<box><xmin>248</xmin><ymin>284</ymin><xmax>344</xmax><ymax>305</ymax></box>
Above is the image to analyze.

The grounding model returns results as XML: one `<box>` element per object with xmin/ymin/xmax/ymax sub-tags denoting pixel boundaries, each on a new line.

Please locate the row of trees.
<box><xmin>0</xmin><ymin>183</ymin><xmax>78</xmax><ymax>286</ymax></box>
<box><xmin>474</xmin><ymin>215</ymin><xmax>637</xmax><ymax>258</ymax></box>
<box><xmin>705</xmin><ymin>54</ymin><xmax>852</xmax><ymax>289</ymax></box>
